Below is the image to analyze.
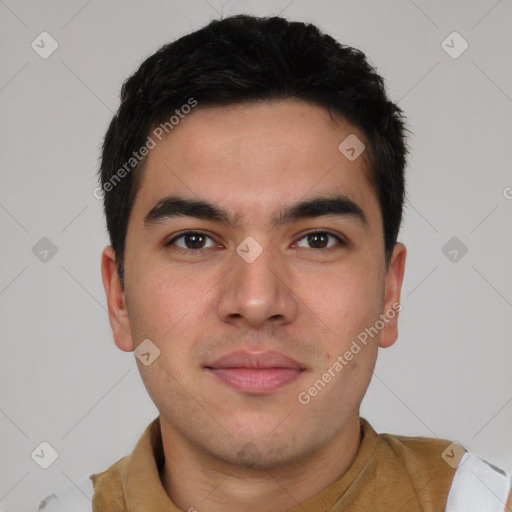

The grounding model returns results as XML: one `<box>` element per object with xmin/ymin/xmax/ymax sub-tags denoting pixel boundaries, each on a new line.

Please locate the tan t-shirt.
<box><xmin>89</xmin><ymin>416</ymin><xmax>510</xmax><ymax>512</ymax></box>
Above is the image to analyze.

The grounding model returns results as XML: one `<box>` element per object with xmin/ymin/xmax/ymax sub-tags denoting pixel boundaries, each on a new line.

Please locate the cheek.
<box><xmin>299</xmin><ymin>262</ymin><xmax>383</xmax><ymax>347</ymax></box>
<box><xmin>128</xmin><ymin>274</ymin><xmax>201</xmax><ymax>402</ymax></box>
<box><xmin>125</xmin><ymin>274</ymin><xmax>184</xmax><ymax>351</ymax></box>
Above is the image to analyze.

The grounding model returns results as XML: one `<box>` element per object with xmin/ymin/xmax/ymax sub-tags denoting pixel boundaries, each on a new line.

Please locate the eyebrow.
<box><xmin>143</xmin><ymin>194</ymin><xmax>368</xmax><ymax>229</ymax></box>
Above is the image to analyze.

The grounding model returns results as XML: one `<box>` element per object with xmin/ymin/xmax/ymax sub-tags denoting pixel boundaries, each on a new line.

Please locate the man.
<box><xmin>39</xmin><ymin>14</ymin><xmax>511</xmax><ymax>512</ymax></box>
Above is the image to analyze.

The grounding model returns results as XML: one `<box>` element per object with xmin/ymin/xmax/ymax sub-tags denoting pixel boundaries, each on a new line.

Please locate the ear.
<box><xmin>379</xmin><ymin>242</ymin><xmax>407</xmax><ymax>349</ymax></box>
<box><xmin>100</xmin><ymin>246</ymin><xmax>134</xmax><ymax>352</ymax></box>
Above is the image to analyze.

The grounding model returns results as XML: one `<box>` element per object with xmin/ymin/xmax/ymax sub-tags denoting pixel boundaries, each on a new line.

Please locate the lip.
<box><xmin>205</xmin><ymin>350</ymin><xmax>306</xmax><ymax>370</ymax></box>
<box><xmin>204</xmin><ymin>350</ymin><xmax>306</xmax><ymax>394</ymax></box>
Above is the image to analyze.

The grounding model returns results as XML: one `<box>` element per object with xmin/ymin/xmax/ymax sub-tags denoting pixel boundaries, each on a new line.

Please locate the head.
<box><xmin>100</xmin><ymin>15</ymin><xmax>407</xmax><ymax>469</ymax></box>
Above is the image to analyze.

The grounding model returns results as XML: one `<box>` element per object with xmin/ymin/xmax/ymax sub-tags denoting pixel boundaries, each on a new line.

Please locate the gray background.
<box><xmin>1</xmin><ymin>0</ymin><xmax>511</xmax><ymax>510</ymax></box>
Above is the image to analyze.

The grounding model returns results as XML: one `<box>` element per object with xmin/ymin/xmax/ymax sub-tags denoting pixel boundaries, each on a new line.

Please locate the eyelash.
<box><xmin>164</xmin><ymin>229</ymin><xmax>346</xmax><ymax>254</ymax></box>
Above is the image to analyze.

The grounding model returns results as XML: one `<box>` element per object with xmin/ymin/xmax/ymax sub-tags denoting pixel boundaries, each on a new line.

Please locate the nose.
<box><xmin>216</xmin><ymin>238</ymin><xmax>298</xmax><ymax>330</ymax></box>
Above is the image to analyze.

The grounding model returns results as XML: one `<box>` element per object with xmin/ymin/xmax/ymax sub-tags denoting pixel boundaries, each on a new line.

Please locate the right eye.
<box><xmin>164</xmin><ymin>231</ymin><xmax>219</xmax><ymax>253</ymax></box>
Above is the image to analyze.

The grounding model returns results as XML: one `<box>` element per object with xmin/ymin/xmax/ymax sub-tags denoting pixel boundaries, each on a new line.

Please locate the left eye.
<box><xmin>295</xmin><ymin>231</ymin><xmax>344</xmax><ymax>249</ymax></box>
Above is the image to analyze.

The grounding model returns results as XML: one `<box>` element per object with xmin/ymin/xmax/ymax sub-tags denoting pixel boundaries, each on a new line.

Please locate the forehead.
<box><xmin>130</xmin><ymin>100</ymin><xmax>380</xmax><ymax>230</ymax></box>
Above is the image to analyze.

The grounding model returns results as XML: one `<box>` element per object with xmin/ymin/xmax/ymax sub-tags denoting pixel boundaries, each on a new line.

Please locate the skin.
<box><xmin>101</xmin><ymin>99</ymin><xmax>406</xmax><ymax>512</ymax></box>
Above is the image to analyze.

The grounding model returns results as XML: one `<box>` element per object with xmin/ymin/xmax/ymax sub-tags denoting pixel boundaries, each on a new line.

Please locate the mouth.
<box><xmin>204</xmin><ymin>350</ymin><xmax>306</xmax><ymax>394</ymax></box>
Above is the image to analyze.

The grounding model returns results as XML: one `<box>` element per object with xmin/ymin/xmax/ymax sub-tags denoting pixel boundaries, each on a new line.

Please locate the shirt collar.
<box><xmin>121</xmin><ymin>415</ymin><xmax>378</xmax><ymax>511</ymax></box>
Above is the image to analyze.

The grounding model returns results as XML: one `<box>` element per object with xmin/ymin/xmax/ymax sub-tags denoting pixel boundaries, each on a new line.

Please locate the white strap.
<box><xmin>445</xmin><ymin>452</ymin><xmax>512</xmax><ymax>512</ymax></box>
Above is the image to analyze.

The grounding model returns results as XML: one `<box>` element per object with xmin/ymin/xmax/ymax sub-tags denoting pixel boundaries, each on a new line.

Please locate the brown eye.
<box><xmin>295</xmin><ymin>231</ymin><xmax>345</xmax><ymax>250</ymax></box>
<box><xmin>166</xmin><ymin>231</ymin><xmax>216</xmax><ymax>250</ymax></box>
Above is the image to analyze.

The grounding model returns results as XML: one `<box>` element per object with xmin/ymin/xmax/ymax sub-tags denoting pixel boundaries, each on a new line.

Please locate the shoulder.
<box><xmin>377</xmin><ymin>429</ymin><xmax>512</xmax><ymax>510</ymax></box>
<box><xmin>89</xmin><ymin>455</ymin><xmax>129</xmax><ymax>510</ymax></box>
<box><xmin>376</xmin><ymin>428</ymin><xmax>463</xmax><ymax>471</ymax></box>
<box><xmin>37</xmin><ymin>475</ymin><xmax>94</xmax><ymax>511</ymax></box>
<box><xmin>445</xmin><ymin>452</ymin><xmax>512</xmax><ymax>512</ymax></box>
<box><xmin>357</xmin><ymin>422</ymin><xmax>463</xmax><ymax>509</ymax></box>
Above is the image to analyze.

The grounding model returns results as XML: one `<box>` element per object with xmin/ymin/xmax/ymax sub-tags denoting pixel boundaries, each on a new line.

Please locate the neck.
<box><xmin>160</xmin><ymin>414</ymin><xmax>361</xmax><ymax>512</ymax></box>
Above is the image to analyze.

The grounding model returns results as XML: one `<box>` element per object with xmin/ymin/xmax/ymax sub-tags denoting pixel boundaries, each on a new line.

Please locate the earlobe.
<box><xmin>379</xmin><ymin>242</ymin><xmax>407</xmax><ymax>349</ymax></box>
<box><xmin>100</xmin><ymin>246</ymin><xmax>134</xmax><ymax>352</ymax></box>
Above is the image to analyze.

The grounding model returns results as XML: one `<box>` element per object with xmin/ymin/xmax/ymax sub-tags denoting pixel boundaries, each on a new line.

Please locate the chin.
<box><xmin>207</xmin><ymin>432</ymin><xmax>314</xmax><ymax>471</ymax></box>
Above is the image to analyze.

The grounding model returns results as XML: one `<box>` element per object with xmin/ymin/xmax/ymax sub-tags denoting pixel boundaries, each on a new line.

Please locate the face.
<box><xmin>101</xmin><ymin>100</ymin><xmax>406</xmax><ymax>469</ymax></box>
